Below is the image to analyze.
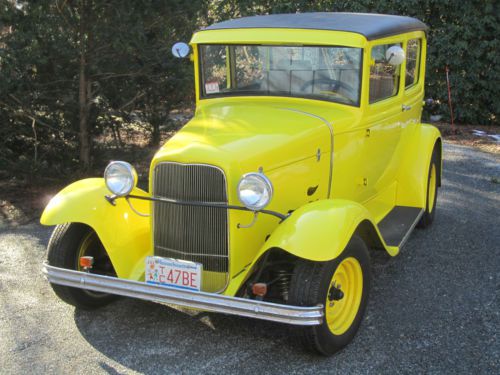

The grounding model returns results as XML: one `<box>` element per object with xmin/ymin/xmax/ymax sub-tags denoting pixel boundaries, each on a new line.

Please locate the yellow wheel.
<box><xmin>289</xmin><ymin>235</ymin><xmax>371</xmax><ymax>355</ymax></box>
<box><xmin>325</xmin><ymin>257</ymin><xmax>363</xmax><ymax>335</ymax></box>
<box><xmin>419</xmin><ymin>147</ymin><xmax>440</xmax><ymax>228</ymax></box>
<box><xmin>47</xmin><ymin>223</ymin><xmax>117</xmax><ymax>309</ymax></box>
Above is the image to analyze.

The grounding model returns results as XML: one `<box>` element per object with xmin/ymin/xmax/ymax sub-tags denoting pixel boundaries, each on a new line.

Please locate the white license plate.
<box><xmin>145</xmin><ymin>256</ymin><xmax>202</xmax><ymax>291</ymax></box>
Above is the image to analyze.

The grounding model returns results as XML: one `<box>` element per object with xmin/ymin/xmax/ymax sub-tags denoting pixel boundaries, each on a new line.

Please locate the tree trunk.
<box><xmin>78</xmin><ymin>1</ymin><xmax>91</xmax><ymax>169</ymax></box>
<box><xmin>78</xmin><ymin>55</ymin><xmax>90</xmax><ymax>168</ymax></box>
<box><xmin>149</xmin><ymin>106</ymin><xmax>162</xmax><ymax>147</ymax></box>
<box><xmin>151</xmin><ymin>120</ymin><xmax>160</xmax><ymax>147</ymax></box>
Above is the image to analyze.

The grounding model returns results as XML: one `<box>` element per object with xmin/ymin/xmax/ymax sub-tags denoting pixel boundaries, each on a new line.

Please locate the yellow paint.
<box><xmin>261</xmin><ymin>199</ymin><xmax>388</xmax><ymax>261</ymax></box>
<box><xmin>41</xmin><ymin>25</ymin><xmax>442</xmax><ymax>297</ymax></box>
<box><xmin>41</xmin><ymin>178</ymin><xmax>152</xmax><ymax>280</ymax></box>
<box><xmin>326</xmin><ymin>257</ymin><xmax>363</xmax><ymax>335</ymax></box>
<box><xmin>395</xmin><ymin>123</ymin><xmax>441</xmax><ymax>208</ymax></box>
<box><xmin>191</xmin><ymin>28</ymin><xmax>367</xmax><ymax>48</ymax></box>
<box><xmin>224</xmin><ymin>199</ymin><xmax>395</xmax><ymax>296</ymax></box>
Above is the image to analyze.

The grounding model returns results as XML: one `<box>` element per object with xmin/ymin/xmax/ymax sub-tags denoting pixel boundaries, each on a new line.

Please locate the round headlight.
<box><xmin>104</xmin><ymin>161</ymin><xmax>137</xmax><ymax>196</ymax></box>
<box><xmin>237</xmin><ymin>172</ymin><xmax>273</xmax><ymax>211</ymax></box>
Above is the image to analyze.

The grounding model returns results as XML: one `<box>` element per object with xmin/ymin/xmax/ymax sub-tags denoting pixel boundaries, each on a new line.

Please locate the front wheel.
<box><xmin>289</xmin><ymin>235</ymin><xmax>371</xmax><ymax>355</ymax></box>
<box><xmin>47</xmin><ymin>223</ymin><xmax>118</xmax><ymax>309</ymax></box>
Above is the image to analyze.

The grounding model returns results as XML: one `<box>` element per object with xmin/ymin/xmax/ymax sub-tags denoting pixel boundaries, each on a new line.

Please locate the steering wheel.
<box><xmin>300</xmin><ymin>78</ymin><xmax>357</xmax><ymax>103</ymax></box>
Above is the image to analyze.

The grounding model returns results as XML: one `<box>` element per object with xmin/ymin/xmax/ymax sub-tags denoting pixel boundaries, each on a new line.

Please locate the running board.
<box><xmin>378</xmin><ymin>206</ymin><xmax>424</xmax><ymax>248</ymax></box>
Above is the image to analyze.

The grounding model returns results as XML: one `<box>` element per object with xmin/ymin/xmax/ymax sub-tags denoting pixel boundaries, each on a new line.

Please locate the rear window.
<box><xmin>405</xmin><ymin>39</ymin><xmax>421</xmax><ymax>88</ymax></box>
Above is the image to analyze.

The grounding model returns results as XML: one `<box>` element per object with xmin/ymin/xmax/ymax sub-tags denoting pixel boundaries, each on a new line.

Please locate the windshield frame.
<box><xmin>197</xmin><ymin>43</ymin><xmax>364</xmax><ymax>107</ymax></box>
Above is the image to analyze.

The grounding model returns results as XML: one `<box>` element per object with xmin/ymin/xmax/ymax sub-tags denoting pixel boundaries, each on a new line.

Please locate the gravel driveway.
<box><xmin>1</xmin><ymin>142</ymin><xmax>499</xmax><ymax>374</ymax></box>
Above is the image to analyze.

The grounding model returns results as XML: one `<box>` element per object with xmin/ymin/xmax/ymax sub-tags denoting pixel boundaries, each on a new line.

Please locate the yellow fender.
<box><xmin>396</xmin><ymin>123</ymin><xmax>442</xmax><ymax>207</ymax></box>
<box><xmin>226</xmin><ymin>199</ymin><xmax>392</xmax><ymax>296</ymax></box>
<box><xmin>41</xmin><ymin>178</ymin><xmax>152</xmax><ymax>280</ymax></box>
<box><xmin>262</xmin><ymin>199</ymin><xmax>393</xmax><ymax>261</ymax></box>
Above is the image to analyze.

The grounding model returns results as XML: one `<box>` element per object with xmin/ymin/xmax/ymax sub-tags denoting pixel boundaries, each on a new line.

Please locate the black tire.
<box><xmin>418</xmin><ymin>149</ymin><xmax>439</xmax><ymax>228</ymax></box>
<box><xmin>47</xmin><ymin>223</ymin><xmax>118</xmax><ymax>309</ymax></box>
<box><xmin>289</xmin><ymin>235</ymin><xmax>371</xmax><ymax>355</ymax></box>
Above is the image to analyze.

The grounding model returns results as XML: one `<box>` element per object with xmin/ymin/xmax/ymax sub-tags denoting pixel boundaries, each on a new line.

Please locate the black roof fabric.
<box><xmin>203</xmin><ymin>12</ymin><xmax>427</xmax><ymax>40</ymax></box>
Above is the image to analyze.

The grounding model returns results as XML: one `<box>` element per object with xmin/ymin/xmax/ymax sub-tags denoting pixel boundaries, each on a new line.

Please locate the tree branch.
<box><xmin>118</xmin><ymin>92</ymin><xmax>146</xmax><ymax>111</ymax></box>
<box><xmin>1</xmin><ymin>98</ymin><xmax>78</xmax><ymax>135</ymax></box>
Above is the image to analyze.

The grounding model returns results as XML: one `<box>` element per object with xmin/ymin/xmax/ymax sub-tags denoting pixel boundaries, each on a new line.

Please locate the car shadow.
<box><xmin>73</xmin><ymin>297</ymin><xmax>335</xmax><ymax>373</ymax></box>
<box><xmin>72</xmin><ymin>249</ymin><xmax>398</xmax><ymax>373</ymax></box>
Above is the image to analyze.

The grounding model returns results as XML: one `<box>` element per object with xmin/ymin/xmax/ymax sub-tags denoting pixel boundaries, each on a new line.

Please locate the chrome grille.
<box><xmin>152</xmin><ymin>163</ymin><xmax>229</xmax><ymax>292</ymax></box>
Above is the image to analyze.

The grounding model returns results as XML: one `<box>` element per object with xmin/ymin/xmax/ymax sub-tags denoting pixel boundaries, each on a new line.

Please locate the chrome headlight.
<box><xmin>104</xmin><ymin>161</ymin><xmax>137</xmax><ymax>196</ymax></box>
<box><xmin>237</xmin><ymin>172</ymin><xmax>273</xmax><ymax>211</ymax></box>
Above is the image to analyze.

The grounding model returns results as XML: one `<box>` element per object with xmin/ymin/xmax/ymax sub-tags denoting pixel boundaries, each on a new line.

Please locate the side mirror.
<box><xmin>385</xmin><ymin>46</ymin><xmax>405</xmax><ymax>66</ymax></box>
<box><xmin>171</xmin><ymin>42</ymin><xmax>190</xmax><ymax>58</ymax></box>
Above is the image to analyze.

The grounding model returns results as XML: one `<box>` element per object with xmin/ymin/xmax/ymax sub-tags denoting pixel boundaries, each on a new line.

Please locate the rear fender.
<box><xmin>397</xmin><ymin>124</ymin><xmax>442</xmax><ymax>207</ymax></box>
<box><xmin>41</xmin><ymin>178</ymin><xmax>151</xmax><ymax>280</ymax></box>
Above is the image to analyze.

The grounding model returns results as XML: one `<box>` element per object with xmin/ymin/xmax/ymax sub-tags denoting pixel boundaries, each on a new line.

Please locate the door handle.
<box><xmin>402</xmin><ymin>104</ymin><xmax>412</xmax><ymax>112</ymax></box>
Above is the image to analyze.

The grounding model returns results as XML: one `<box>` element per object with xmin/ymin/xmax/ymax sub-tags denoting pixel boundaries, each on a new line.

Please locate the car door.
<box><xmin>361</xmin><ymin>41</ymin><xmax>405</xmax><ymax>205</ymax></box>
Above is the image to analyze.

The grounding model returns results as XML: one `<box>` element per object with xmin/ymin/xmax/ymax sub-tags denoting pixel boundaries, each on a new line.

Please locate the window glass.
<box><xmin>200</xmin><ymin>45</ymin><xmax>228</xmax><ymax>91</ymax></box>
<box><xmin>369</xmin><ymin>43</ymin><xmax>402</xmax><ymax>103</ymax></box>
<box><xmin>200</xmin><ymin>44</ymin><xmax>362</xmax><ymax>105</ymax></box>
<box><xmin>405</xmin><ymin>39</ymin><xmax>421</xmax><ymax>88</ymax></box>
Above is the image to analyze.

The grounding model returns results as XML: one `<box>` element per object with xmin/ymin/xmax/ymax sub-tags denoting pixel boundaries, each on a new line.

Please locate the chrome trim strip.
<box><xmin>279</xmin><ymin>108</ymin><xmax>334</xmax><ymax>198</ymax></box>
<box><xmin>42</xmin><ymin>263</ymin><xmax>323</xmax><ymax>326</ymax></box>
<box><xmin>397</xmin><ymin>209</ymin><xmax>425</xmax><ymax>250</ymax></box>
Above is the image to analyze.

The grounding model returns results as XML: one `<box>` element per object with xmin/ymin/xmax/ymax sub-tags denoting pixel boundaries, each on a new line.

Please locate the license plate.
<box><xmin>145</xmin><ymin>256</ymin><xmax>202</xmax><ymax>291</ymax></box>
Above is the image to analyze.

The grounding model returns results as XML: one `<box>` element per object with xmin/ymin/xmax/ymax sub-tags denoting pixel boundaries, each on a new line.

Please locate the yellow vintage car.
<box><xmin>41</xmin><ymin>13</ymin><xmax>441</xmax><ymax>355</ymax></box>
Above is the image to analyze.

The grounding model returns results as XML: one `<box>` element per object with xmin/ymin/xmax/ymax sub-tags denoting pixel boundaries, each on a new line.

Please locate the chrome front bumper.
<box><xmin>42</xmin><ymin>263</ymin><xmax>323</xmax><ymax>326</ymax></box>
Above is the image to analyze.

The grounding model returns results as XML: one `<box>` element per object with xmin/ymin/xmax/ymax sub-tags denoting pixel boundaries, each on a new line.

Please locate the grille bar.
<box><xmin>152</xmin><ymin>163</ymin><xmax>229</xmax><ymax>292</ymax></box>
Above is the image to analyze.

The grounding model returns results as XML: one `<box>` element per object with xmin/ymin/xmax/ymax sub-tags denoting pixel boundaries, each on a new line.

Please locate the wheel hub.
<box><xmin>328</xmin><ymin>283</ymin><xmax>344</xmax><ymax>301</ymax></box>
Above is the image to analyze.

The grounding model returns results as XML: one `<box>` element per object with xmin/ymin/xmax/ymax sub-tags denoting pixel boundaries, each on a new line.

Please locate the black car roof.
<box><xmin>203</xmin><ymin>12</ymin><xmax>427</xmax><ymax>40</ymax></box>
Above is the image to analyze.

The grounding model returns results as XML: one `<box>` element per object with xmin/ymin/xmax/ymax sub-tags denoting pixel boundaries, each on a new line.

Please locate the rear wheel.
<box><xmin>289</xmin><ymin>235</ymin><xmax>371</xmax><ymax>355</ymax></box>
<box><xmin>418</xmin><ymin>149</ymin><xmax>439</xmax><ymax>228</ymax></box>
<box><xmin>47</xmin><ymin>223</ymin><xmax>118</xmax><ymax>309</ymax></box>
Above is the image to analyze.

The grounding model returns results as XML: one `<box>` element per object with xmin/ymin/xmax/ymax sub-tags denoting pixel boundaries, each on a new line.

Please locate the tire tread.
<box><xmin>289</xmin><ymin>260</ymin><xmax>325</xmax><ymax>353</ymax></box>
<box><xmin>288</xmin><ymin>235</ymin><xmax>371</xmax><ymax>355</ymax></box>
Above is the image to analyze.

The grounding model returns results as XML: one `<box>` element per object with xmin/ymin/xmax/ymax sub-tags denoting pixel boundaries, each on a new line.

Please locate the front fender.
<box><xmin>225</xmin><ymin>199</ymin><xmax>392</xmax><ymax>296</ymax></box>
<box><xmin>262</xmin><ymin>199</ymin><xmax>392</xmax><ymax>261</ymax></box>
<box><xmin>41</xmin><ymin>178</ymin><xmax>151</xmax><ymax>280</ymax></box>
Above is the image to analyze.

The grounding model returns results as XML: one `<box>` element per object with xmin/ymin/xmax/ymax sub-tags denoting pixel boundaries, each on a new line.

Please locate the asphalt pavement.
<box><xmin>0</xmin><ymin>142</ymin><xmax>499</xmax><ymax>374</ymax></box>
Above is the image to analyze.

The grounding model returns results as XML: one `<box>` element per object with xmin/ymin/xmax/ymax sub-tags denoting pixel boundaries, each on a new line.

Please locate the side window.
<box><xmin>369</xmin><ymin>43</ymin><xmax>402</xmax><ymax>103</ymax></box>
<box><xmin>405</xmin><ymin>39</ymin><xmax>421</xmax><ymax>88</ymax></box>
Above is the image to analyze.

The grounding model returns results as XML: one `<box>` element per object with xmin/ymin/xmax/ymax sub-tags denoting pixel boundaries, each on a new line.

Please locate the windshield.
<box><xmin>199</xmin><ymin>44</ymin><xmax>362</xmax><ymax>105</ymax></box>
